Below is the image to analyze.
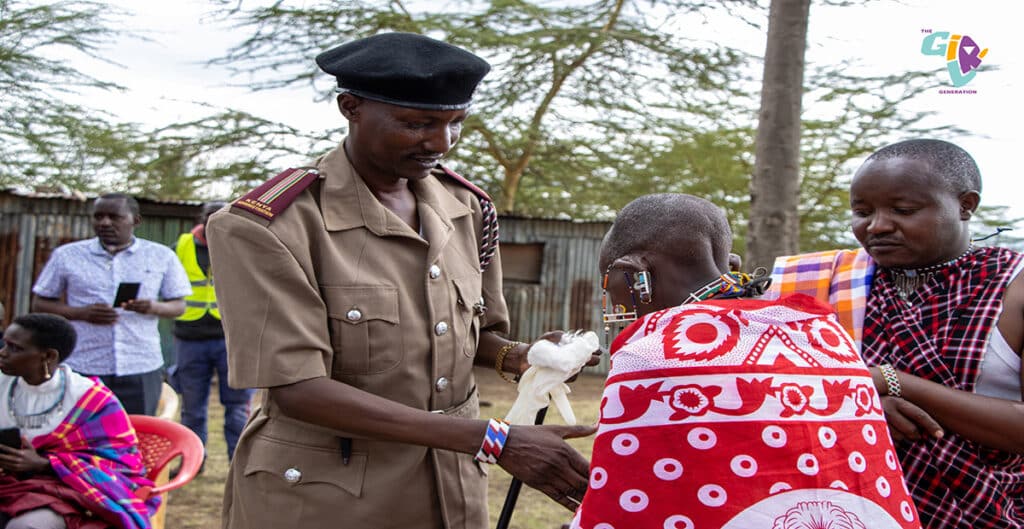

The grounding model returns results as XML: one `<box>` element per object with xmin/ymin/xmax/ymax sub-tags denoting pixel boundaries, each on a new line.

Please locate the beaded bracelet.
<box><xmin>475</xmin><ymin>418</ymin><xmax>511</xmax><ymax>464</ymax></box>
<box><xmin>879</xmin><ymin>363</ymin><xmax>902</xmax><ymax>398</ymax></box>
<box><xmin>495</xmin><ymin>341</ymin><xmax>523</xmax><ymax>384</ymax></box>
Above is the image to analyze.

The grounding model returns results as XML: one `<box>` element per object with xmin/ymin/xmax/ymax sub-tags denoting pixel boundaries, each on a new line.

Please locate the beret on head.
<box><xmin>316</xmin><ymin>32</ymin><xmax>491</xmax><ymax>110</ymax></box>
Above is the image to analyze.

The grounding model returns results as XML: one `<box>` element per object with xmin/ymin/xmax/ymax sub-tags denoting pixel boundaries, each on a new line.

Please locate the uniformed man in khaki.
<box><xmin>207</xmin><ymin>32</ymin><xmax>598</xmax><ymax>529</ymax></box>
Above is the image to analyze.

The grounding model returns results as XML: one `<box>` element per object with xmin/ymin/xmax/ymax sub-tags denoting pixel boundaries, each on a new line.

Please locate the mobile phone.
<box><xmin>0</xmin><ymin>427</ymin><xmax>21</xmax><ymax>449</ymax></box>
<box><xmin>113</xmin><ymin>282</ymin><xmax>141</xmax><ymax>307</ymax></box>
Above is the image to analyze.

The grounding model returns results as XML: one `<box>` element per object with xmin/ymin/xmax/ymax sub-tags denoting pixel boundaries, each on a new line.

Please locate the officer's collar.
<box><xmin>318</xmin><ymin>140</ymin><xmax>471</xmax><ymax>234</ymax></box>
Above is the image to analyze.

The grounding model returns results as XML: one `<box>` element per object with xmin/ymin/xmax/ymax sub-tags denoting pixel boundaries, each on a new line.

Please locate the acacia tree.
<box><xmin>208</xmin><ymin>0</ymin><xmax>757</xmax><ymax>213</ymax></box>
<box><xmin>0</xmin><ymin>0</ymin><xmax>324</xmax><ymax>198</ymax></box>
<box><xmin>0</xmin><ymin>0</ymin><xmax>127</xmax><ymax>189</ymax></box>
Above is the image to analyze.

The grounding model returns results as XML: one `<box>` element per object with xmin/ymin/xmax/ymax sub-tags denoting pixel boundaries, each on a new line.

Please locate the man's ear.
<box><xmin>959</xmin><ymin>190</ymin><xmax>981</xmax><ymax>220</ymax></box>
<box><xmin>337</xmin><ymin>93</ymin><xmax>363</xmax><ymax>121</ymax></box>
<box><xmin>609</xmin><ymin>254</ymin><xmax>648</xmax><ymax>274</ymax></box>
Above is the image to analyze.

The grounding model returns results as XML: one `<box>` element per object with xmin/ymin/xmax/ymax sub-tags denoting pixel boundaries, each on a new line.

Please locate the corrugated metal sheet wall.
<box><xmin>0</xmin><ymin>192</ymin><xmax>198</xmax><ymax>360</ymax></box>
<box><xmin>500</xmin><ymin>217</ymin><xmax>612</xmax><ymax>374</ymax></box>
<box><xmin>1</xmin><ymin>193</ymin><xmax>614</xmax><ymax>373</ymax></box>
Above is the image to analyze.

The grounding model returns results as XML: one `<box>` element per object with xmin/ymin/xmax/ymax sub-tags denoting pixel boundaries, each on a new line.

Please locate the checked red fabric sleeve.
<box><xmin>861</xmin><ymin>246</ymin><xmax>1024</xmax><ymax>529</ymax></box>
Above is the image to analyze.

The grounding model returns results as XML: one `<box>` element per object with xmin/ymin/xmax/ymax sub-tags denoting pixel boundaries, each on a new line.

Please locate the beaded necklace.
<box><xmin>888</xmin><ymin>245</ymin><xmax>974</xmax><ymax>300</ymax></box>
<box><xmin>8</xmin><ymin>365</ymin><xmax>67</xmax><ymax>429</ymax></box>
<box><xmin>601</xmin><ymin>267</ymin><xmax>772</xmax><ymax>346</ymax></box>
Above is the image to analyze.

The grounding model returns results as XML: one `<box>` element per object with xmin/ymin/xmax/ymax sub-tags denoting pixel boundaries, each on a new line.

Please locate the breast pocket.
<box><xmin>322</xmin><ymin>286</ymin><xmax>402</xmax><ymax>375</ymax></box>
<box><xmin>452</xmin><ymin>275</ymin><xmax>482</xmax><ymax>357</ymax></box>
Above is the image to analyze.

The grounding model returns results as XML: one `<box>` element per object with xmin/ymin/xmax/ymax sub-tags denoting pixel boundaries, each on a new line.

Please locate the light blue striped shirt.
<box><xmin>32</xmin><ymin>237</ymin><xmax>192</xmax><ymax>375</ymax></box>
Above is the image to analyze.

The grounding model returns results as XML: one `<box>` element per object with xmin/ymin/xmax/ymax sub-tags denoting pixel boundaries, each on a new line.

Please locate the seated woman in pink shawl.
<box><xmin>570</xmin><ymin>194</ymin><xmax>921</xmax><ymax>529</ymax></box>
<box><xmin>0</xmin><ymin>314</ymin><xmax>157</xmax><ymax>529</ymax></box>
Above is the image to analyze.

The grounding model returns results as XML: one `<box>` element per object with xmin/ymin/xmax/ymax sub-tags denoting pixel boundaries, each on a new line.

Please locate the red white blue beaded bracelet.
<box><xmin>475</xmin><ymin>418</ymin><xmax>511</xmax><ymax>464</ymax></box>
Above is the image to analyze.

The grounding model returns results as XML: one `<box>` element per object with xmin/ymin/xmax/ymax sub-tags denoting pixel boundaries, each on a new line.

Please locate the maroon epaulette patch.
<box><xmin>232</xmin><ymin>167</ymin><xmax>319</xmax><ymax>220</ymax></box>
<box><xmin>435</xmin><ymin>166</ymin><xmax>492</xmax><ymax>202</ymax></box>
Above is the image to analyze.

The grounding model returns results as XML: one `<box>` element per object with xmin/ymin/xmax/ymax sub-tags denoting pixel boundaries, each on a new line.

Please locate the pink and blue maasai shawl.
<box><xmin>0</xmin><ymin>380</ymin><xmax>157</xmax><ymax>529</ymax></box>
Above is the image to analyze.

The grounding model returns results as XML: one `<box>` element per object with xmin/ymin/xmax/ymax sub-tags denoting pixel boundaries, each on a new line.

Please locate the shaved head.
<box><xmin>599</xmin><ymin>193</ymin><xmax>732</xmax><ymax>273</ymax></box>
<box><xmin>865</xmin><ymin>138</ymin><xmax>981</xmax><ymax>195</ymax></box>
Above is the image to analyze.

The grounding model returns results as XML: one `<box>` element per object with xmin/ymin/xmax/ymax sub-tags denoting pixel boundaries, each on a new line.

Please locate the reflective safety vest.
<box><xmin>175</xmin><ymin>232</ymin><xmax>220</xmax><ymax>321</ymax></box>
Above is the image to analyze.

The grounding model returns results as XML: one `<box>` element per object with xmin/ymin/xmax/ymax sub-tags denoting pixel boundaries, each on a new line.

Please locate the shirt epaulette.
<box><xmin>232</xmin><ymin>167</ymin><xmax>320</xmax><ymax>221</ymax></box>
<box><xmin>432</xmin><ymin>166</ymin><xmax>499</xmax><ymax>272</ymax></box>
<box><xmin>433</xmin><ymin>166</ymin><xmax>492</xmax><ymax>202</ymax></box>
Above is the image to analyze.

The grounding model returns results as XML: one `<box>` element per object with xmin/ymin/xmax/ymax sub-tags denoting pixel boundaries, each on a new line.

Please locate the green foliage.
<box><xmin>208</xmin><ymin>0</ymin><xmax>1024</xmax><ymax>254</ymax></box>
<box><xmin>121</xmin><ymin>110</ymin><xmax>326</xmax><ymax>200</ymax></box>
<box><xmin>0</xmin><ymin>0</ymin><xmax>325</xmax><ymax>199</ymax></box>
<box><xmin>4</xmin><ymin>0</ymin><xmax>1019</xmax><ymax>252</ymax></box>
<box><xmin>0</xmin><ymin>0</ymin><xmax>126</xmax><ymax>189</ymax></box>
<box><xmin>208</xmin><ymin>0</ymin><xmax>757</xmax><ymax>211</ymax></box>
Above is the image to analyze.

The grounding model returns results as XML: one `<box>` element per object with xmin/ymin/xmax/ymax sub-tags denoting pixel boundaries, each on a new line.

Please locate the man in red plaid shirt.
<box><xmin>771</xmin><ymin>139</ymin><xmax>1024</xmax><ymax>528</ymax></box>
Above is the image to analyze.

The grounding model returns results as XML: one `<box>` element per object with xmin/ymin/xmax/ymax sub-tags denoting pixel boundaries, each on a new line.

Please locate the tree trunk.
<box><xmin>500</xmin><ymin>167</ymin><xmax>524</xmax><ymax>214</ymax></box>
<box><xmin>747</xmin><ymin>0</ymin><xmax>811</xmax><ymax>271</ymax></box>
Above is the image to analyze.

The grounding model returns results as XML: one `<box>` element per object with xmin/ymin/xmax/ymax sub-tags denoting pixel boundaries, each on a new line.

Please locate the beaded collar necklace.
<box><xmin>601</xmin><ymin>267</ymin><xmax>772</xmax><ymax>346</ymax></box>
<box><xmin>8</xmin><ymin>365</ymin><xmax>67</xmax><ymax>429</ymax></box>
<box><xmin>888</xmin><ymin>245</ymin><xmax>974</xmax><ymax>300</ymax></box>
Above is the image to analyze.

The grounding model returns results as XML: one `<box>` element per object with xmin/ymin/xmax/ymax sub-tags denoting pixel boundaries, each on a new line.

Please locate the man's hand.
<box><xmin>498</xmin><ymin>423</ymin><xmax>597</xmax><ymax>511</ymax></box>
<box><xmin>881</xmin><ymin>396</ymin><xmax>944</xmax><ymax>442</ymax></box>
<box><xmin>0</xmin><ymin>438</ymin><xmax>50</xmax><ymax>474</ymax></box>
<box><xmin>74</xmin><ymin>303</ymin><xmax>118</xmax><ymax>324</ymax></box>
<box><xmin>121</xmin><ymin>298</ymin><xmax>153</xmax><ymax>314</ymax></box>
<box><xmin>121</xmin><ymin>298</ymin><xmax>185</xmax><ymax>319</ymax></box>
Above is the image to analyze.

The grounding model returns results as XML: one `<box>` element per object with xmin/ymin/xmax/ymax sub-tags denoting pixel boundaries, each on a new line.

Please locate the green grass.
<box><xmin>165</xmin><ymin>366</ymin><xmax>606</xmax><ymax>529</ymax></box>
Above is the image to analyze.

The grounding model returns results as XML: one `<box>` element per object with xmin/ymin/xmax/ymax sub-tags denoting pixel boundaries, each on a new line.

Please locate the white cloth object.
<box><xmin>504</xmin><ymin>331</ymin><xmax>599</xmax><ymax>425</ymax></box>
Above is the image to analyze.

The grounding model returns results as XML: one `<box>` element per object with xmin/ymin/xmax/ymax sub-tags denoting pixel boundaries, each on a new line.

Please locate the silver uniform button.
<box><xmin>429</xmin><ymin>265</ymin><xmax>441</xmax><ymax>279</ymax></box>
<box><xmin>284</xmin><ymin>467</ymin><xmax>302</xmax><ymax>483</ymax></box>
<box><xmin>435</xmin><ymin>377</ymin><xmax>449</xmax><ymax>392</ymax></box>
<box><xmin>434</xmin><ymin>321</ymin><xmax>449</xmax><ymax>336</ymax></box>
<box><xmin>346</xmin><ymin>309</ymin><xmax>362</xmax><ymax>322</ymax></box>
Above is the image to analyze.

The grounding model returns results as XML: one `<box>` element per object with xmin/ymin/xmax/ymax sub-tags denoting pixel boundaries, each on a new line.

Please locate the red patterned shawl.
<box><xmin>571</xmin><ymin>294</ymin><xmax>921</xmax><ymax>529</ymax></box>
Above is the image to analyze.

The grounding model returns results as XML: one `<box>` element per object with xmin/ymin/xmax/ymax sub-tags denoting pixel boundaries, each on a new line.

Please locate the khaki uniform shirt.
<box><xmin>207</xmin><ymin>142</ymin><xmax>510</xmax><ymax>529</ymax></box>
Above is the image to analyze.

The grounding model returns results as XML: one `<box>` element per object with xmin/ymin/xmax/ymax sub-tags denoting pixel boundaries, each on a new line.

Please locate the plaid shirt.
<box><xmin>861</xmin><ymin>246</ymin><xmax>1024</xmax><ymax>529</ymax></box>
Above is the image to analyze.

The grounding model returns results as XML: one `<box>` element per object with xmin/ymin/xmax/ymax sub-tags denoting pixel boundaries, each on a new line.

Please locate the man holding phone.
<box><xmin>30</xmin><ymin>193</ymin><xmax>191</xmax><ymax>415</ymax></box>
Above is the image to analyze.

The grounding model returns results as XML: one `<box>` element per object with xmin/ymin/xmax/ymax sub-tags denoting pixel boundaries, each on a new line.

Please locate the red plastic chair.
<box><xmin>128</xmin><ymin>415</ymin><xmax>204</xmax><ymax>500</ymax></box>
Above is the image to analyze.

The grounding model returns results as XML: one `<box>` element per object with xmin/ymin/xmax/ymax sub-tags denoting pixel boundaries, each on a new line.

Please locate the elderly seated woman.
<box><xmin>0</xmin><ymin>314</ymin><xmax>157</xmax><ymax>529</ymax></box>
<box><xmin>569</xmin><ymin>194</ymin><xmax>922</xmax><ymax>529</ymax></box>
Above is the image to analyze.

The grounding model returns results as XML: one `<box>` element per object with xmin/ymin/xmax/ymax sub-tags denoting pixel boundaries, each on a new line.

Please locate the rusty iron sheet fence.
<box><xmin>1</xmin><ymin>191</ymin><xmax>614</xmax><ymax>374</ymax></box>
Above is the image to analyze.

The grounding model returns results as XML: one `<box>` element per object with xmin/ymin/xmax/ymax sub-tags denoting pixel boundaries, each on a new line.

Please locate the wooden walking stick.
<box><xmin>495</xmin><ymin>407</ymin><xmax>548</xmax><ymax>529</ymax></box>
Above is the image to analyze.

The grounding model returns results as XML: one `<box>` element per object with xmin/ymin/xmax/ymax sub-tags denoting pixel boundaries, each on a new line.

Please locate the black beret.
<box><xmin>316</xmin><ymin>32</ymin><xmax>491</xmax><ymax>111</ymax></box>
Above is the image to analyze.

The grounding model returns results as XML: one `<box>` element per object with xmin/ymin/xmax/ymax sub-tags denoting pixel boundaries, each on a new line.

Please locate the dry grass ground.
<box><xmin>165</xmin><ymin>366</ymin><xmax>606</xmax><ymax>529</ymax></box>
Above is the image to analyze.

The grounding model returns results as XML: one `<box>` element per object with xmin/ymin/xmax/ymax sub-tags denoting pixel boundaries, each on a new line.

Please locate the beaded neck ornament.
<box><xmin>888</xmin><ymin>245</ymin><xmax>974</xmax><ymax>300</ymax></box>
<box><xmin>8</xmin><ymin>365</ymin><xmax>67</xmax><ymax>429</ymax></box>
<box><xmin>601</xmin><ymin>267</ymin><xmax>772</xmax><ymax>346</ymax></box>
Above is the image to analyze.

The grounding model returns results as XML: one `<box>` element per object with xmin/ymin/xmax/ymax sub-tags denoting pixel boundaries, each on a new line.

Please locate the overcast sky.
<box><xmin>57</xmin><ymin>0</ymin><xmax>1023</xmax><ymax>224</ymax></box>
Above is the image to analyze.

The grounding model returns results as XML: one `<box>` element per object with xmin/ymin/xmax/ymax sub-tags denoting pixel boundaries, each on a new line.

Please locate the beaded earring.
<box><xmin>43</xmin><ymin>362</ymin><xmax>51</xmax><ymax>380</ymax></box>
<box><xmin>634</xmin><ymin>270</ymin><xmax>653</xmax><ymax>304</ymax></box>
<box><xmin>601</xmin><ymin>267</ymin><xmax>642</xmax><ymax>347</ymax></box>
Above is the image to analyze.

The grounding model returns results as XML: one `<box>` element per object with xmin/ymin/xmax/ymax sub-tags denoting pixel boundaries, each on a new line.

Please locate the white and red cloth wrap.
<box><xmin>571</xmin><ymin>294</ymin><xmax>921</xmax><ymax>529</ymax></box>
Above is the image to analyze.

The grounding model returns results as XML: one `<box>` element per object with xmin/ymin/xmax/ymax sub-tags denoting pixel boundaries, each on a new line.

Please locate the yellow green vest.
<box><xmin>176</xmin><ymin>232</ymin><xmax>220</xmax><ymax>321</ymax></box>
